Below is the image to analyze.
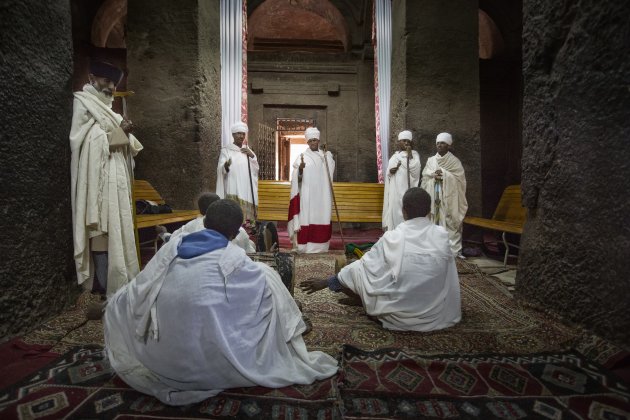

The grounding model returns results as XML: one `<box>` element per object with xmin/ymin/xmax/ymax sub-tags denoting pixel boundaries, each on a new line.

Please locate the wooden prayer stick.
<box><xmin>322</xmin><ymin>143</ymin><xmax>346</xmax><ymax>250</ymax></box>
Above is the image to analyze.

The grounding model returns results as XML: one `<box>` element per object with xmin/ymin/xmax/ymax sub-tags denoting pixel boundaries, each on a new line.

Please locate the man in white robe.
<box><xmin>301</xmin><ymin>187</ymin><xmax>461</xmax><ymax>332</ymax></box>
<box><xmin>104</xmin><ymin>199</ymin><xmax>337</xmax><ymax>406</ymax></box>
<box><xmin>216</xmin><ymin>121</ymin><xmax>258</xmax><ymax>221</ymax></box>
<box><xmin>382</xmin><ymin>130</ymin><xmax>421</xmax><ymax>231</ymax></box>
<box><xmin>156</xmin><ymin>192</ymin><xmax>255</xmax><ymax>252</ymax></box>
<box><xmin>421</xmin><ymin>132</ymin><xmax>468</xmax><ymax>257</ymax></box>
<box><xmin>69</xmin><ymin>60</ymin><xmax>143</xmax><ymax>296</ymax></box>
<box><xmin>287</xmin><ymin>127</ymin><xmax>335</xmax><ymax>253</ymax></box>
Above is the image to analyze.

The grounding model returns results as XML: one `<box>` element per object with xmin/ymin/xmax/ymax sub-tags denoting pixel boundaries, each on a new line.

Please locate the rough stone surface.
<box><xmin>127</xmin><ymin>0</ymin><xmax>222</xmax><ymax>209</ymax></box>
<box><xmin>391</xmin><ymin>0</ymin><xmax>481</xmax><ymax>216</ymax></box>
<box><xmin>0</xmin><ymin>0</ymin><xmax>78</xmax><ymax>339</ymax></box>
<box><xmin>518</xmin><ymin>0</ymin><xmax>630</xmax><ymax>346</ymax></box>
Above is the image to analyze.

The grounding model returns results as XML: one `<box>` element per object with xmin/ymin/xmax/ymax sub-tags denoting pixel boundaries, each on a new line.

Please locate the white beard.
<box><xmin>84</xmin><ymin>83</ymin><xmax>114</xmax><ymax>107</ymax></box>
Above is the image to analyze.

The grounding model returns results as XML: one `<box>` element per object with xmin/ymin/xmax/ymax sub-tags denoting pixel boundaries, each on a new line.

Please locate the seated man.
<box><xmin>300</xmin><ymin>187</ymin><xmax>461</xmax><ymax>332</ymax></box>
<box><xmin>156</xmin><ymin>192</ymin><xmax>255</xmax><ymax>253</ymax></box>
<box><xmin>104</xmin><ymin>199</ymin><xmax>337</xmax><ymax>406</ymax></box>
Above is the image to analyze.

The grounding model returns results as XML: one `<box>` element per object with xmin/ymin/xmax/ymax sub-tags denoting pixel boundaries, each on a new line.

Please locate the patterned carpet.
<box><xmin>296</xmin><ymin>255</ymin><xmax>616</xmax><ymax>361</ymax></box>
<box><xmin>1</xmin><ymin>344</ymin><xmax>628</xmax><ymax>419</ymax></box>
<box><xmin>21</xmin><ymin>254</ymin><xmax>627</xmax><ymax>364</ymax></box>
<box><xmin>4</xmin><ymin>253</ymin><xmax>629</xmax><ymax>419</ymax></box>
<box><xmin>338</xmin><ymin>345</ymin><xmax>630</xmax><ymax>419</ymax></box>
<box><xmin>0</xmin><ymin>346</ymin><xmax>341</xmax><ymax>419</ymax></box>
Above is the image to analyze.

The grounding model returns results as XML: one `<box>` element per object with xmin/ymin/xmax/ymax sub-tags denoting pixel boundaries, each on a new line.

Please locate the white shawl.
<box><xmin>382</xmin><ymin>150</ymin><xmax>421</xmax><ymax>230</ymax></box>
<box><xmin>287</xmin><ymin>148</ymin><xmax>335</xmax><ymax>253</ymax></box>
<box><xmin>338</xmin><ymin>217</ymin><xmax>461</xmax><ymax>332</ymax></box>
<box><xmin>216</xmin><ymin>143</ymin><xmax>259</xmax><ymax>220</ymax></box>
<box><xmin>104</xmin><ymin>239</ymin><xmax>337</xmax><ymax>406</ymax></box>
<box><xmin>421</xmin><ymin>152</ymin><xmax>468</xmax><ymax>230</ymax></box>
<box><xmin>69</xmin><ymin>84</ymin><xmax>143</xmax><ymax>294</ymax></box>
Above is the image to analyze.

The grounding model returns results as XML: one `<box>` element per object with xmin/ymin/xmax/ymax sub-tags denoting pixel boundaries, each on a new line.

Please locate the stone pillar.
<box><xmin>518</xmin><ymin>0</ymin><xmax>630</xmax><ymax>346</ymax></box>
<box><xmin>127</xmin><ymin>0</ymin><xmax>222</xmax><ymax>208</ymax></box>
<box><xmin>1</xmin><ymin>0</ymin><xmax>77</xmax><ymax>338</ymax></box>
<box><xmin>390</xmin><ymin>0</ymin><xmax>481</xmax><ymax>215</ymax></box>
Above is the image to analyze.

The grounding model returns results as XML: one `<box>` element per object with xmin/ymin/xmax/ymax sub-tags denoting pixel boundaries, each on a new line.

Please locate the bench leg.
<box><xmin>502</xmin><ymin>232</ymin><xmax>509</xmax><ymax>267</ymax></box>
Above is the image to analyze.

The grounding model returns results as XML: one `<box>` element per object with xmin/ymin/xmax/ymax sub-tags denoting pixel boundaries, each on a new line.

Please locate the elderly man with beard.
<box><xmin>70</xmin><ymin>60</ymin><xmax>143</xmax><ymax>297</ymax></box>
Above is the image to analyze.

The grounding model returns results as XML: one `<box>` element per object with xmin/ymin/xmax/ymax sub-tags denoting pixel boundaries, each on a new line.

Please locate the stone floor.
<box><xmin>466</xmin><ymin>256</ymin><xmax>517</xmax><ymax>294</ymax></box>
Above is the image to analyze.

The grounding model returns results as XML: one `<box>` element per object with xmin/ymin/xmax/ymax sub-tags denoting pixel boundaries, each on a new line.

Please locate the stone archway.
<box><xmin>248</xmin><ymin>0</ymin><xmax>350</xmax><ymax>52</ymax></box>
<box><xmin>479</xmin><ymin>9</ymin><xmax>505</xmax><ymax>59</ymax></box>
<box><xmin>91</xmin><ymin>0</ymin><xmax>127</xmax><ymax>48</ymax></box>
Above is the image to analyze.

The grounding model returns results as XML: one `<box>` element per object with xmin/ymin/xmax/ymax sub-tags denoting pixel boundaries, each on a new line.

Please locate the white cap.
<box><xmin>305</xmin><ymin>127</ymin><xmax>320</xmax><ymax>140</ymax></box>
<box><xmin>436</xmin><ymin>132</ymin><xmax>452</xmax><ymax>145</ymax></box>
<box><xmin>230</xmin><ymin>121</ymin><xmax>248</xmax><ymax>134</ymax></box>
<box><xmin>398</xmin><ymin>130</ymin><xmax>413</xmax><ymax>141</ymax></box>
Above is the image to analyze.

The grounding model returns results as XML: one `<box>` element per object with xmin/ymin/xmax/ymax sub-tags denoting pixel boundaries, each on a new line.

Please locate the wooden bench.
<box><xmin>464</xmin><ymin>185</ymin><xmax>526</xmax><ymax>266</ymax></box>
<box><xmin>133</xmin><ymin>179</ymin><xmax>199</xmax><ymax>229</ymax></box>
<box><xmin>257</xmin><ymin>180</ymin><xmax>384</xmax><ymax>223</ymax></box>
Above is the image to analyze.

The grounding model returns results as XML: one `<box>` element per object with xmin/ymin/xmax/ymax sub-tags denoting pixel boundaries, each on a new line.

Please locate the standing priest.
<box><xmin>70</xmin><ymin>60</ymin><xmax>143</xmax><ymax>296</ymax></box>
<box><xmin>216</xmin><ymin>121</ymin><xmax>259</xmax><ymax>222</ymax></box>
<box><xmin>382</xmin><ymin>130</ymin><xmax>421</xmax><ymax>231</ymax></box>
<box><xmin>288</xmin><ymin>127</ymin><xmax>335</xmax><ymax>253</ymax></box>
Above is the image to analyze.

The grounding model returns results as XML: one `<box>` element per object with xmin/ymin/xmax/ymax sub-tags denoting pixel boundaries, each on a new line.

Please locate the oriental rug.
<box><xmin>1</xmin><ymin>343</ymin><xmax>628</xmax><ymax>419</ymax></box>
<box><xmin>0</xmin><ymin>345</ymin><xmax>341</xmax><ymax>420</ymax></box>
<box><xmin>296</xmin><ymin>256</ymin><xmax>611</xmax><ymax>360</ymax></box>
<box><xmin>21</xmin><ymin>256</ymin><xmax>628</xmax><ymax>366</ymax></box>
<box><xmin>338</xmin><ymin>345</ymin><xmax>630</xmax><ymax>419</ymax></box>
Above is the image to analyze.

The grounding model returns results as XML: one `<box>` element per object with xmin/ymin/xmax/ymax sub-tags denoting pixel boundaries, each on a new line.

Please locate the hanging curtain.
<box><xmin>220</xmin><ymin>0</ymin><xmax>247</xmax><ymax>147</ymax></box>
<box><xmin>373</xmin><ymin>0</ymin><xmax>392</xmax><ymax>183</ymax></box>
<box><xmin>241</xmin><ymin>0</ymin><xmax>248</xmax><ymax>127</ymax></box>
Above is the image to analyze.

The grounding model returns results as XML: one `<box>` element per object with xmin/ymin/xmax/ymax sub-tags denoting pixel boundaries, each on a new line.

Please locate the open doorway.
<box><xmin>276</xmin><ymin>118</ymin><xmax>315</xmax><ymax>181</ymax></box>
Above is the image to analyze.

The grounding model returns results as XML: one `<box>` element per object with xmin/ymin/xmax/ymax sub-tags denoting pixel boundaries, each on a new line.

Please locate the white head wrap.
<box><xmin>398</xmin><ymin>130</ymin><xmax>413</xmax><ymax>141</ymax></box>
<box><xmin>436</xmin><ymin>132</ymin><xmax>453</xmax><ymax>145</ymax></box>
<box><xmin>231</xmin><ymin>122</ymin><xmax>248</xmax><ymax>134</ymax></box>
<box><xmin>305</xmin><ymin>127</ymin><xmax>320</xmax><ymax>141</ymax></box>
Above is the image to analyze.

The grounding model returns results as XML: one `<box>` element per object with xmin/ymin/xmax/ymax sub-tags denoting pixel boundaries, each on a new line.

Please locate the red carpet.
<box><xmin>339</xmin><ymin>345</ymin><xmax>630</xmax><ymax>419</ymax></box>
<box><xmin>275</xmin><ymin>221</ymin><xmax>383</xmax><ymax>251</ymax></box>
<box><xmin>2</xmin><ymin>344</ymin><xmax>628</xmax><ymax>419</ymax></box>
<box><xmin>0</xmin><ymin>338</ymin><xmax>59</xmax><ymax>390</ymax></box>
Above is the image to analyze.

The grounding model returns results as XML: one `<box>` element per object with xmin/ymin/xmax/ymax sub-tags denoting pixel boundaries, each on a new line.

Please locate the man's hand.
<box><xmin>120</xmin><ymin>118</ymin><xmax>133</xmax><ymax>134</ymax></box>
<box><xmin>299</xmin><ymin>278</ymin><xmax>329</xmax><ymax>295</ymax></box>
<box><xmin>241</xmin><ymin>148</ymin><xmax>255</xmax><ymax>158</ymax></box>
<box><xmin>434</xmin><ymin>169</ymin><xmax>443</xmax><ymax>180</ymax></box>
<box><xmin>224</xmin><ymin>158</ymin><xmax>232</xmax><ymax>172</ymax></box>
<box><xmin>390</xmin><ymin>161</ymin><xmax>402</xmax><ymax>174</ymax></box>
<box><xmin>406</xmin><ymin>145</ymin><xmax>413</xmax><ymax>159</ymax></box>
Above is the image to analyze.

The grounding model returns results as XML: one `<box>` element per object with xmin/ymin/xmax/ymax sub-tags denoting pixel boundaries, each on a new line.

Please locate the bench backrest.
<box><xmin>258</xmin><ymin>180</ymin><xmax>384</xmax><ymax>223</ymax></box>
<box><xmin>492</xmin><ymin>185</ymin><xmax>526</xmax><ymax>224</ymax></box>
<box><xmin>133</xmin><ymin>179</ymin><xmax>165</xmax><ymax>205</ymax></box>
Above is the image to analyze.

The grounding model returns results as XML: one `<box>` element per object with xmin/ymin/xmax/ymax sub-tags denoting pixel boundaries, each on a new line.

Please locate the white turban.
<box><xmin>231</xmin><ymin>122</ymin><xmax>248</xmax><ymax>134</ymax></box>
<box><xmin>398</xmin><ymin>130</ymin><xmax>413</xmax><ymax>141</ymax></box>
<box><xmin>436</xmin><ymin>132</ymin><xmax>453</xmax><ymax>145</ymax></box>
<box><xmin>305</xmin><ymin>127</ymin><xmax>320</xmax><ymax>141</ymax></box>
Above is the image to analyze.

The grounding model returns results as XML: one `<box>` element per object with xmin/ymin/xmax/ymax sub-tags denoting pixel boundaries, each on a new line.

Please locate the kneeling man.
<box><xmin>301</xmin><ymin>187</ymin><xmax>461</xmax><ymax>332</ymax></box>
<box><xmin>104</xmin><ymin>199</ymin><xmax>337</xmax><ymax>405</ymax></box>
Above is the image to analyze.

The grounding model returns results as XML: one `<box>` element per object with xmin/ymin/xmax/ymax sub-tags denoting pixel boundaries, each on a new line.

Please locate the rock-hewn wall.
<box><xmin>247</xmin><ymin>52</ymin><xmax>376</xmax><ymax>182</ymax></box>
<box><xmin>0</xmin><ymin>1</ymin><xmax>78</xmax><ymax>339</ymax></box>
<box><xmin>391</xmin><ymin>0</ymin><xmax>481</xmax><ymax>216</ymax></box>
<box><xmin>518</xmin><ymin>0</ymin><xmax>630</xmax><ymax>345</ymax></box>
<box><xmin>127</xmin><ymin>0</ymin><xmax>222</xmax><ymax>209</ymax></box>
